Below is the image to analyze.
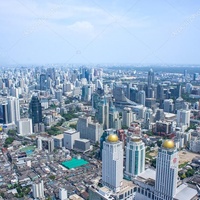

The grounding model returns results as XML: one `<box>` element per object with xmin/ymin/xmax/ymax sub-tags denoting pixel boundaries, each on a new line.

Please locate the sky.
<box><xmin>0</xmin><ymin>0</ymin><xmax>200</xmax><ymax>66</ymax></box>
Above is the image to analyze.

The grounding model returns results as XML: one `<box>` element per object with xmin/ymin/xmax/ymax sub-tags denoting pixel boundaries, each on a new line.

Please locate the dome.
<box><xmin>107</xmin><ymin>134</ymin><xmax>119</xmax><ymax>142</ymax></box>
<box><xmin>162</xmin><ymin>140</ymin><xmax>175</xmax><ymax>149</ymax></box>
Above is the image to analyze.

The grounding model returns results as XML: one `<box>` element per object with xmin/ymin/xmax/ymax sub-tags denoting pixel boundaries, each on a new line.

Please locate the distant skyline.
<box><xmin>0</xmin><ymin>0</ymin><xmax>200</xmax><ymax>66</ymax></box>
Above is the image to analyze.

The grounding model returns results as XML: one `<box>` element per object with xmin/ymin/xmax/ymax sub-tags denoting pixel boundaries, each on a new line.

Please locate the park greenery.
<box><xmin>4</xmin><ymin>137</ymin><xmax>15</xmax><ymax>147</ymax></box>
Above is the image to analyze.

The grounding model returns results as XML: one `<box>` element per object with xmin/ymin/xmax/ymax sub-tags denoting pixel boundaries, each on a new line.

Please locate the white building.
<box><xmin>154</xmin><ymin>140</ymin><xmax>178</xmax><ymax>200</ymax></box>
<box><xmin>64</xmin><ymin>129</ymin><xmax>80</xmax><ymax>149</ymax></box>
<box><xmin>177</xmin><ymin>109</ymin><xmax>190</xmax><ymax>129</ymax></box>
<box><xmin>102</xmin><ymin>134</ymin><xmax>123</xmax><ymax>192</ymax></box>
<box><xmin>7</xmin><ymin>96</ymin><xmax>20</xmax><ymax>124</ymax></box>
<box><xmin>59</xmin><ymin>188</ymin><xmax>68</xmax><ymax>200</ymax></box>
<box><xmin>125</xmin><ymin>137</ymin><xmax>145</xmax><ymax>178</ymax></box>
<box><xmin>17</xmin><ymin>118</ymin><xmax>33</xmax><ymax>136</ymax></box>
<box><xmin>32</xmin><ymin>180</ymin><xmax>45</xmax><ymax>199</ymax></box>
<box><xmin>122</xmin><ymin>107</ymin><xmax>133</xmax><ymax>128</ymax></box>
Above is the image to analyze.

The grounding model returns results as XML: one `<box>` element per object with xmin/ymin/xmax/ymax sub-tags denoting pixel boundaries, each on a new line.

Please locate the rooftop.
<box><xmin>61</xmin><ymin>158</ymin><xmax>88</xmax><ymax>169</ymax></box>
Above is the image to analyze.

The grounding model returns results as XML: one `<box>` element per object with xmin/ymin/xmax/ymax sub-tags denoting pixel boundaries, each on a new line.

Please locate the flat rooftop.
<box><xmin>61</xmin><ymin>158</ymin><xmax>88</xmax><ymax>169</ymax></box>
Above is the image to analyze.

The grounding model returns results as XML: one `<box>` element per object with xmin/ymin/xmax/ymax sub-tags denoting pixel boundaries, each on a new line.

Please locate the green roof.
<box><xmin>61</xmin><ymin>158</ymin><xmax>88</xmax><ymax>169</ymax></box>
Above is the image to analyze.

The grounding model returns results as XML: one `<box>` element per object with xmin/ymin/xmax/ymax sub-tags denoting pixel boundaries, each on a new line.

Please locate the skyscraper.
<box><xmin>177</xmin><ymin>109</ymin><xmax>190</xmax><ymax>128</ymax></box>
<box><xmin>102</xmin><ymin>134</ymin><xmax>123</xmax><ymax>192</ymax></box>
<box><xmin>0</xmin><ymin>102</ymin><xmax>9</xmax><ymax>124</ymax></box>
<box><xmin>29</xmin><ymin>95</ymin><xmax>42</xmax><ymax>125</ymax></box>
<box><xmin>138</xmin><ymin>90</ymin><xmax>146</xmax><ymax>106</ymax></box>
<box><xmin>40</xmin><ymin>74</ymin><xmax>47</xmax><ymax>90</ymax></box>
<box><xmin>155</xmin><ymin>140</ymin><xmax>178</xmax><ymax>200</ymax></box>
<box><xmin>96</xmin><ymin>97</ymin><xmax>109</xmax><ymax>129</ymax></box>
<box><xmin>148</xmin><ymin>68</ymin><xmax>155</xmax><ymax>86</ymax></box>
<box><xmin>122</xmin><ymin>107</ymin><xmax>133</xmax><ymax>128</ymax></box>
<box><xmin>7</xmin><ymin>96</ymin><xmax>20</xmax><ymax>124</ymax></box>
<box><xmin>125</xmin><ymin>137</ymin><xmax>145</xmax><ymax>178</ymax></box>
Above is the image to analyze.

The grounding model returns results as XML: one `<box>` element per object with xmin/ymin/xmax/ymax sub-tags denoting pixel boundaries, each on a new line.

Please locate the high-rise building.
<box><xmin>0</xmin><ymin>102</ymin><xmax>9</xmax><ymax>124</ymax></box>
<box><xmin>40</xmin><ymin>74</ymin><xmax>47</xmax><ymax>90</ymax></box>
<box><xmin>29</xmin><ymin>95</ymin><xmax>42</xmax><ymax>125</ymax></box>
<box><xmin>96</xmin><ymin>97</ymin><xmax>109</xmax><ymax>129</ymax></box>
<box><xmin>82</xmin><ymin>85</ymin><xmax>92</xmax><ymax>102</ymax></box>
<box><xmin>77</xmin><ymin>116</ymin><xmax>103</xmax><ymax>143</ymax></box>
<box><xmin>155</xmin><ymin>140</ymin><xmax>178</xmax><ymax>200</ymax></box>
<box><xmin>125</xmin><ymin>137</ymin><xmax>145</xmax><ymax>178</ymax></box>
<box><xmin>55</xmin><ymin>89</ymin><xmax>63</xmax><ymax>102</ymax></box>
<box><xmin>32</xmin><ymin>180</ymin><xmax>45</xmax><ymax>199</ymax></box>
<box><xmin>17</xmin><ymin>118</ymin><xmax>33</xmax><ymax>135</ymax></box>
<box><xmin>7</xmin><ymin>96</ymin><xmax>20</xmax><ymax>124</ymax></box>
<box><xmin>102</xmin><ymin>134</ymin><xmax>123</xmax><ymax>192</ymax></box>
<box><xmin>64</xmin><ymin>129</ymin><xmax>80</xmax><ymax>149</ymax></box>
<box><xmin>109</xmin><ymin>106</ymin><xmax>121</xmax><ymax>129</ymax></box>
<box><xmin>177</xmin><ymin>109</ymin><xmax>190</xmax><ymax>128</ymax></box>
<box><xmin>164</xmin><ymin>99</ymin><xmax>174</xmax><ymax>113</ymax></box>
<box><xmin>138</xmin><ymin>90</ymin><xmax>146</xmax><ymax>106</ymax></box>
<box><xmin>148</xmin><ymin>68</ymin><xmax>155</xmax><ymax>86</ymax></box>
<box><xmin>122</xmin><ymin>107</ymin><xmax>133</xmax><ymax>128</ymax></box>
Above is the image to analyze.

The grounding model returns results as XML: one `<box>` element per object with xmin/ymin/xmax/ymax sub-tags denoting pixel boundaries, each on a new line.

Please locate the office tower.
<box><xmin>0</xmin><ymin>102</ymin><xmax>9</xmax><ymax>124</ymax></box>
<box><xmin>55</xmin><ymin>89</ymin><xmax>63</xmax><ymax>102</ymax></box>
<box><xmin>40</xmin><ymin>74</ymin><xmax>47</xmax><ymax>90</ymax></box>
<box><xmin>130</xmin><ymin>87</ymin><xmax>138</xmax><ymax>102</ymax></box>
<box><xmin>102</xmin><ymin>134</ymin><xmax>123</xmax><ymax>192</ymax></box>
<box><xmin>32</xmin><ymin>180</ymin><xmax>45</xmax><ymax>199</ymax></box>
<box><xmin>185</xmin><ymin>83</ymin><xmax>193</xmax><ymax>94</ymax></box>
<box><xmin>184</xmin><ymin>69</ymin><xmax>187</xmax><ymax>77</ymax></box>
<box><xmin>193</xmin><ymin>73</ymin><xmax>199</xmax><ymax>81</ymax></box>
<box><xmin>17</xmin><ymin>118</ymin><xmax>33</xmax><ymax>135</ymax></box>
<box><xmin>10</xmin><ymin>87</ymin><xmax>19</xmax><ymax>98</ymax></box>
<box><xmin>77</xmin><ymin>116</ymin><xmax>103</xmax><ymax>143</ymax></box>
<box><xmin>109</xmin><ymin>105</ymin><xmax>121</xmax><ymax>129</ymax></box>
<box><xmin>177</xmin><ymin>109</ymin><xmax>190</xmax><ymax>128</ymax></box>
<box><xmin>122</xmin><ymin>107</ymin><xmax>133</xmax><ymax>128</ymax></box>
<box><xmin>82</xmin><ymin>85</ymin><xmax>92</xmax><ymax>102</ymax></box>
<box><xmin>155</xmin><ymin>140</ymin><xmax>178</xmax><ymax>200</ymax></box>
<box><xmin>64</xmin><ymin>129</ymin><xmax>80</xmax><ymax>149</ymax></box>
<box><xmin>125</xmin><ymin>137</ymin><xmax>145</xmax><ymax>178</ymax></box>
<box><xmin>29</xmin><ymin>95</ymin><xmax>42</xmax><ymax>125</ymax></box>
<box><xmin>164</xmin><ymin>99</ymin><xmax>174</xmax><ymax>113</ymax></box>
<box><xmin>59</xmin><ymin>188</ymin><xmax>68</xmax><ymax>200</ymax></box>
<box><xmin>138</xmin><ymin>90</ymin><xmax>146</xmax><ymax>106</ymax></box>
<box><xmin>92</xmin><ymin>92</ymin><xmax>102</xmax><ymax>110</ymax></box>
<box><xmin>96</xmin><ymin>97</ymin><xmax>109</xmax><ymax>129</ymax></box>
<box><xmin>148</xmin><ymin>68</ymin><xmax>155</xmax><ymax>86</ymax></box>
<box><xmin>154</xmin><ymin>109</ymin><xmax>165</xmax><ymax>122</ymax></box>
<box><xmin>157</xmin><ymin>84</ymin><xmax>164</xmax><ymax>100</ymax></box>
<box><xmin>47</xmin><ymin>68</ymin><xmax>56</xmax><ymax>82</ymax></box>
<box><xmin>7</xmin><ymin>96</ymin><xmax>20</xmax><ymax>124</ymax></box>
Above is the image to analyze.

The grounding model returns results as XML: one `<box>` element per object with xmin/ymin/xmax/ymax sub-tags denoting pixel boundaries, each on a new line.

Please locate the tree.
<box><xmin>157</xmin><ymin>140</ymin><xmax>162</xmax><ymax>147</ymax></box>
<box><xmin>0</xmin><ymin>192</ymin><xmax>5</xmax><ymax>198</ymax></box>
<box><xmin>5</xmin><ymin>137</ymin><xmax>14</xmax><ymax>145</ymax></box>
<box><xmin>151</xmin><ymin>158</ymin><xmax>156</xmax><ymax>168</ymax></box>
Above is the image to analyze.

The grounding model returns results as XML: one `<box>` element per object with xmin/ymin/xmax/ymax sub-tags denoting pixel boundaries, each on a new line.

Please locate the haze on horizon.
<box><xmin>0</xmin><ymin>0</ymin><xmax>200</xmax><ymax>66</ymax></box>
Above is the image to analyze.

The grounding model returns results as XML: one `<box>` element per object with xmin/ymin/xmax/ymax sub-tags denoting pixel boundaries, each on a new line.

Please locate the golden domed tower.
<box><xmin>102</xmin><ymin>134</ymin><xmax>123</xmax><ymax>192</ymax></box>
<box><xmin>155</xmin><ymin>139</ymin><xmax>178</xmax><ymax>199</ymax></box>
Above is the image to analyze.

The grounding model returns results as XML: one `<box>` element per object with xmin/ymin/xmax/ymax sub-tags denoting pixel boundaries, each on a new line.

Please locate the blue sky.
<box><xmin>0</xmin><ymin>0</ymin><xmax>200</xmax><ymax>66</ymax></box>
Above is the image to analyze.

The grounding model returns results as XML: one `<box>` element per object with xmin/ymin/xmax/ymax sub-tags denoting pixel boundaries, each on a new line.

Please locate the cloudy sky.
<box><xmin>0</xmin><ymin>0</ymin><xmax>200</xmax><ymax>66</ymax></box>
